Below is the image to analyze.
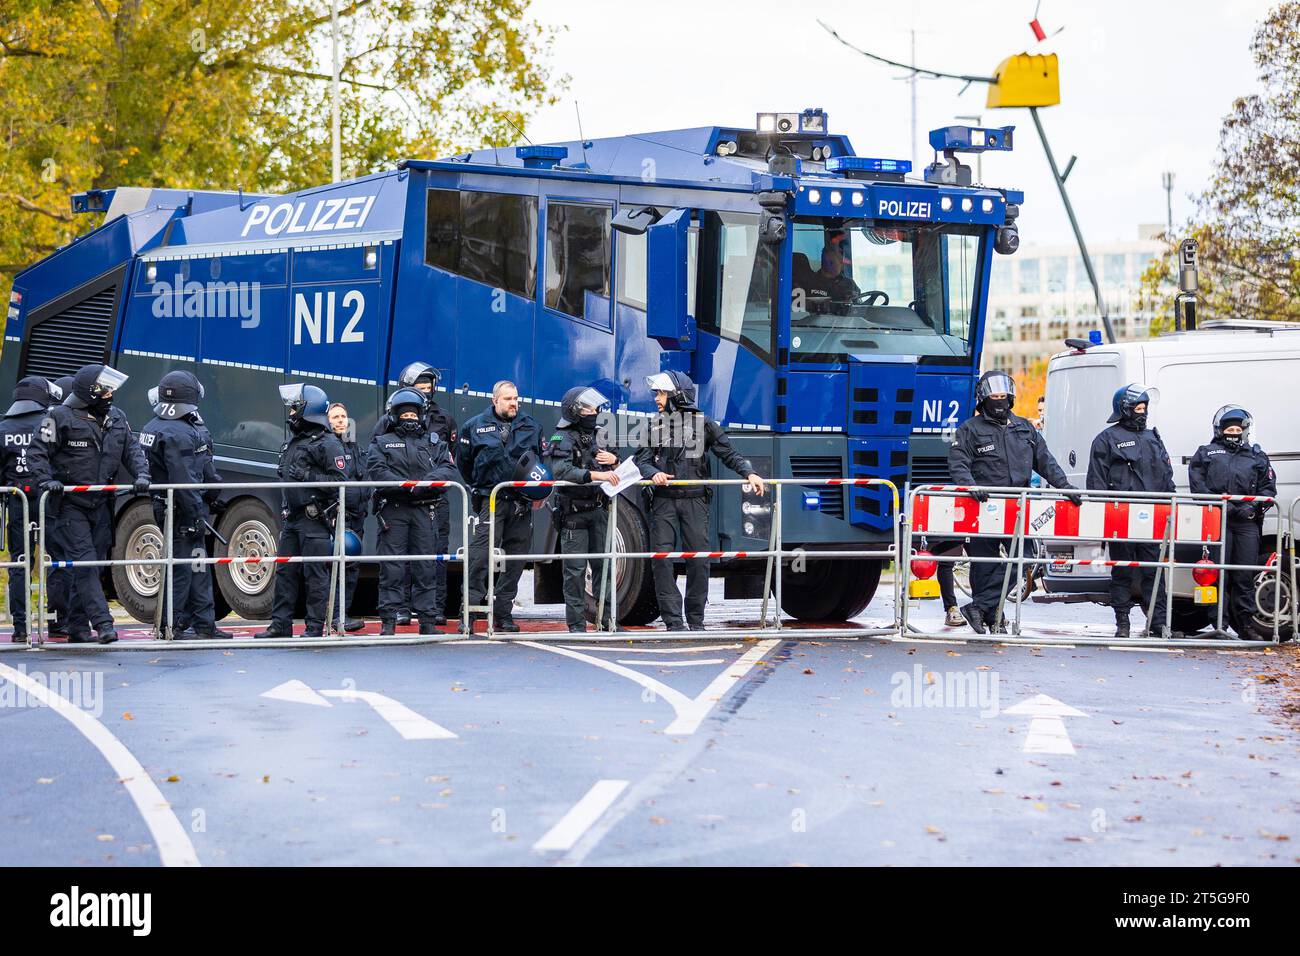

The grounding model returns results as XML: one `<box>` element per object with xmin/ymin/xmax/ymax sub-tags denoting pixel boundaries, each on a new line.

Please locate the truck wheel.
<box><xmin>110</xmin><ymin>499</ymin><xmax>164</xmax><ymax>624</ymax></box>
<box><xmin>585</xmin><ymin>503</ymin><xmax>658</xmax><ymax>626</ymax></box>
<box><xmin>1236</xmin><ymin>566</ymin><xmax>1295</xmax><ymax>642</ymax></box>
<box><xmin>780</xmin><ymin>558</ymin><xmax>882</xmax><ymax>622</ymax></box>
<box><xmin>215</xmin><ymin>498</ymin><xmax>279</xmax><ymax>622</ymax></box>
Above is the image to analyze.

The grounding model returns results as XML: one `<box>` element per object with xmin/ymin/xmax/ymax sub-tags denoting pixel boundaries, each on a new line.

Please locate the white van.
<box><xmin>1041</xmin><ymin>320</ymin><xmax>1297</xmax><ymax>638</ymax></box>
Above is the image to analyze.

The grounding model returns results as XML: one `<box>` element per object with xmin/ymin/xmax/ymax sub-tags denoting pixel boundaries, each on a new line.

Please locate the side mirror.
<box><xmin>646</xmin><ymin>209</ymin><xmax>695</xmax><ymax>350</ymax></box>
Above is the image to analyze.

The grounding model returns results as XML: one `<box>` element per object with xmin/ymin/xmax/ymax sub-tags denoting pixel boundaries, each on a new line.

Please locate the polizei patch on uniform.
<box><xmin>1116</xmin><ymin>440</ymin><xmax>1136</xmax><ymax>448</ymax></box>
<box><xmin>976</xmin><ymin>443</ymin><xmax>996</xmax><ymax>454</ymax></box>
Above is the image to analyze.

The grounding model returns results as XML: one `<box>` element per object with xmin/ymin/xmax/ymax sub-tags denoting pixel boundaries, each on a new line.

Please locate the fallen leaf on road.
<box><xmin>649</xmin><ymin>816</ymin><xmax>667</xmax><ymax>825</ymax></box>
<box><xmin>924</xmin><ymin>825</ymin><xmax>942</xmax><ymax>835</ymax></box>
<box><xmin>802</xmin><ymin>668</ymin><xmax>814</xmax><ymax>675</ymax></box>
<box><xmin>165</xmin><ymin>775</ymin><xmax>180</xmax><ymax>783</ymax></box>
<box><xmin>262</xmin><ymin>775</ymin><xmax>270</xmax><ymax>783</ymax></box>
<box><xmin>1125</xmin><ymin>815</ymin><xmax>1144</xmax><ymax>823</ymax></box>
<box><xmin>121</xmin><ymin>712</ymin><xmax>133</xmax><ymax>721</ymax></box>
<box><xmin>37</xmin><ymin>777</ymin><xmax>53</xmax><ymax>785</ymax></box>
<box><xmin>983</xmin><ymin>788</ymin><xmax>1004</xmax><ymax>795</ymax></box>
<box><xmin>97</xmin><ymin>834</ymin><xmax>114</xmax><ymax>842</ymax></box>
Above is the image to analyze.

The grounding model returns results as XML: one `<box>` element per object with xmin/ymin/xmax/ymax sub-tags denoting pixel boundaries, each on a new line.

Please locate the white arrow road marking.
<box><xmin>318</xmin><ymin>689</ymin><xmax>458</xmax><ymax>740</ymax></box>
<box><xmin>1003</xmin><ymin>693</ymin><xmax>1089</xmax><ymax>755</ymax></box>
<box><xmin>261</xmin><ymin>679</ymin><xmax>331</xmax><ymax>707</ymax></box>
<box><xmin>560</xmin><ymin>643</ymin><xmax>743</xmax><ymax>654</ymax></box>
<box><xmin>0</xmin><ymin>662</ymin><xmax>200</xmax><ymax>867</ymax></box>
<box><xmin>534</xmin><ymin>779</ymin><xmax>630</xmax><ymax>852</ymax></box>
<box><xmin>521</xmin><ymin>639</ymin><xmax>779</xmax><ymax>736</ymax></box>
<box><xmin>615</xmin><ymin>658</ymin><xmax>726</xmax><ymax>667</ymax></box>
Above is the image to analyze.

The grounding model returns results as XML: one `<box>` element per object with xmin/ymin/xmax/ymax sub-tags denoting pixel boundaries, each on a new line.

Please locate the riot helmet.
<box><xmin>6</xmin><ymin>376</ymin><xmax>61</xmax><ymax>416</ymax></box>
<box><xmin>975</xmin><ymin>370</ymin><xmax>1016</xmax><ymax>423</ymax></box>
<box><xmin>645</xmin><ymin>370</ymin><xmax>697</xmax><ymax>412</ymax></box>
<box><xmin>65</xmin><ymin>364</ymin><xmax>128</xmax><ymax>411</ymax></box>
<box><xmin>155</xmin><ymin>370</ymin><xmax>204</xmax><ymax>420</ymax></box>
<box><xmin>279</xmin><ymin>383</ymin><xmax>330</xmax><ymax>431</ymax></box>
<box><xmin>1212</xmin><ymin>404</ymin><xmax>1252</xmax><ymax>447</ymax></box>
<box><xmin>1107</xmin><ymin>383</ymin><xmax>1151</xmax><ymax>426</ymax></box>
<box><xmin>558</xmin><ymin>386</ymin><xmax>611</xmax><ymax>428</ymax></box>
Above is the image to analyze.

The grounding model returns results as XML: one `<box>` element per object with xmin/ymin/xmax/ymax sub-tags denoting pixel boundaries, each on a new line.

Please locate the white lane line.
<box><xmin>1004</xmin><ymin>694</ymin><xmax>1089</xmax><ymax>756</ymax></box>
<box><xmin>615</xmin><ymin>659</ymin><xmax>726</xmax><ymax>667</ymax></box>
<box><xmin>0</xmin><ymin>661</ymin><xmax>200</xmax><ymax>867</ymax></box>
<box><xmin>318</xmin><ymin>689</ymin><xmax>457</xmax><ymax>740</ymax></box>
<box><xmin>560</xmin><ymin>643</ymin><xmax>743</xmax><ymax>654</ymax></box>
<box><xmin>1108</xmin><ymin>646</ymin><xmax>1182</xmax><ymax>653</ymax></box>
<box><xmin>534</xmin><ymin>779</ymin><xmax>630</xmax><ymax>852</ymax></box>
<box><xmin>520</xmin><ymin>638</ymin><xmax>779</xmax><ymax>736</ymax></box>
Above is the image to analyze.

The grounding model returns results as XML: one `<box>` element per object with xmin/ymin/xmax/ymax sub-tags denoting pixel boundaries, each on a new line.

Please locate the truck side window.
<box><xmin>424</xmin><ymin>187</ymin><xmax>538</xmax><ymax>299</ymax></box>
<box><xmin>698</xmin><ymin>211</ymin><xmax>775</xmax><ymax>363</ymax></box>
<box><xmin>616</xmin><ymin>231</ymin><xmax>647</xmax><ymax>310</ymax></box>
<box><xmin>545</xmin><ymin>202</ymin><xmax>610</xmax><ymax>320</ymax></box>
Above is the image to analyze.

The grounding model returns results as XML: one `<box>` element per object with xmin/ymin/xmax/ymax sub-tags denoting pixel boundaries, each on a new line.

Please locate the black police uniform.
<box><xmin>27</xmin><ymin>399</ymin><xmax>150</xmax><ymax>640</ymax></box>
<box><xmin>371</xmin><ymin>399</ymin><xmax>457</xmax><ymax>620</ymax></box>
<box><xmin>0</xmin><ymin>379</ymin><xmax>56</xmax><ymax>639</ymax></box>
<box><xmin>458</xmin><ymin>405</ymin><xmax>544</xmax><ymax>627</ymax></box>
<box><xmin>547</xmin><ymin>420</ymin><xmax>616</xmax><ymax>631</ymax></box>
<box><xmin>948</xmin><ymin>411</ymin><xmax>1073</xmax><ymax>625</ymax></box>
<box><xmin>1086</xmin><ymin>422</ymin><xmax>1175</xmax><ymax>629</ymax></box>
<box><xmin>43</xmin><ymin>376</ymin><xmax>78</xmax><ymax>636</ymax></box>
<box><xmin>268</xmin><ymin>426</ymin><xmax>350</xmax><ymax>636</ymax></box>
<box><xmin>367</xmin><ymin>416</ymin><xmax>458</xmax><ymax>628</ymax></box>
<box><xmin>634</xmin><ymin>410</ymin><xmax>754</xmax><ymax>631</ymax></box>
<box><xmin>1189</xmin><ymin>438</ymin><xmax>1276</xmax><ymax>637</ymax></box>
<box><xmin>139</xmin><ymin>413</ymin><xmax>221</xmax><ymax>636</ymax></box>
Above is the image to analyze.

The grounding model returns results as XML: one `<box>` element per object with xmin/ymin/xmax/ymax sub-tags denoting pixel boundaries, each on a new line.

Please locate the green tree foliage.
<box><xmin>0</xmin><ymin>0</ymin><xmax>563</xmax><ymax>281</ymax></box>
<box><xmin>1140</xmin><ymin>2</ymin><xmax>1300</xmax><ymax>329</ymax></box>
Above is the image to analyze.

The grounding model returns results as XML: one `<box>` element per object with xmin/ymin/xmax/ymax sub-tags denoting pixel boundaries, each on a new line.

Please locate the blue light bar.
<box><xmin>826</xmin><ymin>156</ymin><xmax>912</xmax><ymax>174</ymax></box>
<box><xmin>928</xmin><ymin>125</ymin><xmax>1014</xmax><ymax>153</ymax></box>
<box><xmin>516</xmin><ymin>145</ymin><xmax>568</xmax><ymax>169</ymax></box>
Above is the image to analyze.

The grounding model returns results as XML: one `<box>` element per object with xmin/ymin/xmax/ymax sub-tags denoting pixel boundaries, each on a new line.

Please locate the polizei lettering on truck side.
<box><xmin>876</xmin><ymin>198</ymin><xmax>932</xmax><ymax>219</ymax></box>
<box><xmin>241</xmin><ymin>195</ymin><xmax>377</xmax><ymax>238</ymax></box>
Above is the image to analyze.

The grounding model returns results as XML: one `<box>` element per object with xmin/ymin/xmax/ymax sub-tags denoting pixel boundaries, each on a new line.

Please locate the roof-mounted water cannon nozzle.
<box><xmin>756</xmin><ymin>109</ymin><xmax>828</xmax><ymax>136</ymax></box>
<box><xmin>924</xmin><ymin>124</ymin><xmax>1015</xmax><ymax>187</ymax></box>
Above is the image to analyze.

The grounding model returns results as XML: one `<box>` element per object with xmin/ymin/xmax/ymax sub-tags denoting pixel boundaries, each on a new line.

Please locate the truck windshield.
<box><xmin>789</xmin><ymin>217</ymin><xmax>983</xmax><ymax>363</ymax></box>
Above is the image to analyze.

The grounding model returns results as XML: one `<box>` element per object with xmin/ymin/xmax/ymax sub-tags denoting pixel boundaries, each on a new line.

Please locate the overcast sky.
<box><xmin>524</xmin><ymin>0</ymin><xmax>1277</xmax><ymax>247</ymax></box>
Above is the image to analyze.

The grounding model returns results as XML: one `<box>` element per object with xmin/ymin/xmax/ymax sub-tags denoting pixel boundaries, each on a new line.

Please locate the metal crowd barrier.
<box><xmin>900</xmin><ymin>484</ymin><xmax>1287</xmax><ymax>648</ymax></box>
<box><xmin>0</xmin><ymin>487</ymin><xmax>32</xmax><ymax>634</ymax></box>
<box><xmin>17</xmin><ymin>479</ymin><xmax>470</xmax><ymax>650</ymax></box>
<box><xmin>482</xmin><ymin>477</ymin><xmax>901</xmax><ymax>641</ymax></box>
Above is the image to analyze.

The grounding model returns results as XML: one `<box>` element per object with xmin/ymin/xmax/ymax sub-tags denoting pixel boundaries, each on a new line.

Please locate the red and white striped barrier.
<box><xmin>649</xmin><ymin>550</ymin><xmax>750</xmax><ymax>559</ymax></box>
<box><xmin>912</xmin><ymin>493</ymin><xmax>1223</xmax><ymax>543</ymax></box>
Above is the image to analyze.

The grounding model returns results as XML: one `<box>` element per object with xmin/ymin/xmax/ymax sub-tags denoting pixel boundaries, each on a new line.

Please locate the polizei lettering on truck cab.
<box><xmin>241</xmin><ymin>195</ymin><xmax>377</xmax><ymax>238</ymax></box>
<box><xmin>876</xmin><ymin>198</ymin><xmax>932</xmax><ymax>219</ymax></box>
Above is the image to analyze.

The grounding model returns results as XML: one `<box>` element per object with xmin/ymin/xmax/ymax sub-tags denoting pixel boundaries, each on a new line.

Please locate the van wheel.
<box><xmin>781</xmin><ymin>558</ymin><xmax>882</xmax><ymax>621</ymax></box>
<box><xmin>110</xmin><ymin>499</ymin><xmax>164</xmax><ymax>624</ymax></box>
<box><xmin>585</xmin><ymin>504</ymin><xmax>658</xmax><ymax>626</ymax></box>
<box><xmin>215</xmin><ymin>498</ymin><xmax>279</xmax><ymax>622</ymax></box>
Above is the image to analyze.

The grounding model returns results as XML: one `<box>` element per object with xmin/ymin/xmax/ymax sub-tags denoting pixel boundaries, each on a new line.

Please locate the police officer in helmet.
<box><xmin>0</xmin><ymin>376</ymin><xmax>63</xmax><ymax>643</ymax></box>
<box><xmin>27</xmin><ymin>364</ymin><xmax>150</xmax><ymax>644</ymax></box>
<box><xmin>43</xmin><ymin>375</ymin><xmax>78</xmax><ymax>639</ymax></box>
<box><xmin>328</xmin><ymin>402</ymin><xmax>368</xmax><ymax>632</ymax></box>
<box><xmin>379</xmin><ymin>361</ymin><xmax>458</xmax><ymax>625</ymax></box>
<box><xmin>458</xmin><ymin>380</ymin><xmax>545</xmax><ymax>633</ymax></box>
<box><xmin>255</xmin><ymin>383</ymin><xmax>349</xmax><ymax>639</ymax></box>
<box><xmin>1188</xmin><ymin>405</ymin><xmax>1276</xmax><ymax>640</ymax></box>
<box><xmin>634</xmin><ymin>370</ymin><xmax>765</xmax><ymax>631</ymax></box>
<box><xmin>1086</xmin><ymin>383</ymin><xmax>1176</xmax><ymax>639</ymax></box>
<box><xmin>139</xmin><ymin>371</ymin><xmax>233</xmax><ymax>640</ymax></box>
<box><xmin>948</xmin><ymin>370</ymin><xmax>1077</xmax><ymax>634</ymax></box>
<box><xmin>547</xmin><ymin>386</ymin><xmax>622</xmax><ymax>633</ymax></box>
<box><xmin>367</xmin><ymin>388</ymin><xmax>460</xmax><ymax>634</ymax></box>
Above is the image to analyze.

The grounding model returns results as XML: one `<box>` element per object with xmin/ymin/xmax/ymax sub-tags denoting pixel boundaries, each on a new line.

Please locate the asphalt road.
<box><xmin>1</xmin><ymin>583</ymin><xmax>1297</xmax><ymax>867</ymax></box>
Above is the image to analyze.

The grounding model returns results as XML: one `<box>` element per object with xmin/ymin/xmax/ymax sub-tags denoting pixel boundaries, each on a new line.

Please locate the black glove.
<box><xmin>207</xmin><ymin>496</ymin><xmax>228</xmax><ymax>516</ymax></box>
<box><xmin>41</xmin><ymin>479</ymin><xmax>63</xmax><ymax>496</ymax></box>
<box><xmin>1065</xmin><ymin>492</ymin><xmax>1083</xmax><ymax>507</ymax></box>
<box><xmin>969</xmin><ymin>488</ymin><xmax>989</xmax><ymax>503</ymax></box>
<box><xmin>133</xmin><ymin>476</ymin><xmax>151</xmax><ymax>494</ymax></box>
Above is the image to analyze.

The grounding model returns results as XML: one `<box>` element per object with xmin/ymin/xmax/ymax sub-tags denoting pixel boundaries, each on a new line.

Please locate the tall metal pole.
<box><xmin>1161</xmin><ymin>171</ymin><xmax>1175</xmax><ymax>232</ymax></box>
<box><xmin>1029</xmin><ymin>106</ymin><xmax>1117</xmax><ymax>344</ymax></box>
<box><xmin>331</xmin><ymin>0</ymin><xmax>341</xmax><ymax>183</ymax></box>
<box><xmin>910</xmin><ymin>30</ymin><xmax>918</xmax><ymax>170</ymax></box>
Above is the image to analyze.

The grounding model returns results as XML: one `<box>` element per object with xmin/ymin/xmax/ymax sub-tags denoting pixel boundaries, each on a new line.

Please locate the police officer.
<box><xmin>457</xmin><ymin>380</ymin><xmax>545</xmax><ymax>633</ymax></box>
<box><xmin>1086</xmin><ymin>383</ymin><xmax>1176</xmax><ymax>639</ymax></box>
<box><xmin>1188</xmin><ymin>405</ymin><xmax>1276</xmax><ymax>639</ymax></box>
<box><xmin>44</xmin><ymin>375</ymin><xmax>78</xmax><ymax>639</ymax></box>
<box><xmin>634</xmin><ymin>371</ymin><xmax>765</xmax><ymax>632</ymax></box>
<box><xmin>367</xmin><ymin>388</ymin><xmax>460</xmax><ymax>634</ymax></box>
<box><xmin>948</xmin><ymin>370</ymin><xmax>1077</xmax><ymax>634</ymax></box>
<box><xmin>140</xmin><ymin>372</ymin><xmax>233</xmax><ymax>640</ymax></box>
<box><xmin>329</xmin><ymin>402</ymin><xmax>367</xmax><ymax>632</ymax></box>
<box><xmin>27</xmin><ymin>364</ymin><xmax>150</xmax><ymax>644</ymax></box>
<box><xmin>546</xmin><ymin>386</ymin><xmax>622</xmax><ymax>633</ymax></box>
<box><xmin>0</xmin><ymin>376</ymin><xmax>62</xmax><ymax>643</ymax></box>
<box><xmin>255</xmin><ymin>384</ymin><xmax>349</xmax><ymax>639</ymax></box>
<box><xmin>378</xmin><ymin>361</ymin><xmax>458</xmax><ymax>624</ymax></box>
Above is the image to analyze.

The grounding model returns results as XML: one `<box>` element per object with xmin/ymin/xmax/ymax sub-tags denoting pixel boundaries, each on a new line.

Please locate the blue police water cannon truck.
<box><xmin>1</xmin><ymin>110</ymin><xmax>1021</xmax><ymax>625</ymax></box>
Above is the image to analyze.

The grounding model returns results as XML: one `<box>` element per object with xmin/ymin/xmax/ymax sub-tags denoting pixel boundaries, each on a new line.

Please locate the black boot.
<box><xmin>379</xmin><ymin>619</ymin><xmax>396</xmax><ymax>636</ymax></box>
<box><xmin>1114</xmin><ymin>615</ymin><xmax>1131</xmax><ymax>639</ymax></box>
<box><xmin>255</xmin><ymin>624</ymin><xmax>294</xmax><ymax>639</ymax></box>
<box><xmin>459</xmin><ymin>612</ymin><xmax>485</xmax><ymax>635</ymax></box>
<box><xmin>96</xmin><ymin>628</ymin><xmax>118</xmax><ymax>645</ymax></box>
<box><xmin>10</xmin><ymin>629</ymin><xmax>27</xmax><ymax>644</ymax></box>
<box><xmin>343</xmin><ymin>617</ymin><xmax>365</xmax><ymax>633</ymax></box>
<box><xmin>959</xmin><ymin>604</ymin><xmax>987</xmax><ymax>634</ymax></box>
<box><xmin>495</xmin><ymin>617</ymin><xmax>521</xmax><ymax>633</ymax></box>
<box><xmin>187</xmin><ymin>627</ymin><xmax>235</xmax><ymax>640</ymax></box>
<box><xmin>418</xmin><ymin>619</ymin><xmax>439</xmax><ymax>635</ymax></box>
<box><xmin>395</xmin><ymin>610</ymin><xmax>412</xmax><ymax>626</ymax></box>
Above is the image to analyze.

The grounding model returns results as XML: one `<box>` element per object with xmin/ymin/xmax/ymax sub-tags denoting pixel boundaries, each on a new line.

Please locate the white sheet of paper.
<box><xmin>600</xmin><ymin>457</ymin><xmax>643</xmax><ymax>498</ymax></box>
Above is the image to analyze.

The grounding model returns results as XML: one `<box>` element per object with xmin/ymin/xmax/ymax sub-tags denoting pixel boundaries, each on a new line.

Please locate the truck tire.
<box><xmin>110</xmin><ymin>498</ymin><xmax>164</xmax><ymax>624</ymax></box>
<box><xmin>214</xmin><ymin>498</ymin><xmax>279</xmax><ymax>622</ymax></box>
<box><xmin>585</xmin><ymin>502</ymin><xmax>658</xmax><ymax>626</ymax></box>
<box><xmin>780</xmin><ymin>557</ymin><xmax>882</xmax><ymax>622</ymax></box>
